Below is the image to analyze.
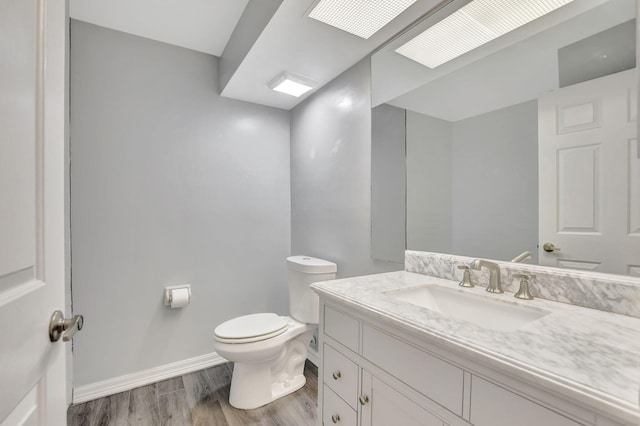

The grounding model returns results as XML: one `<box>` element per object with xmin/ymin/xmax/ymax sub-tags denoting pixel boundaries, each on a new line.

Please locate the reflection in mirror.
<box><xmin>371</xmin><ymin>0</ymin><xmax>639</xmax><ymax>276</ymax></box>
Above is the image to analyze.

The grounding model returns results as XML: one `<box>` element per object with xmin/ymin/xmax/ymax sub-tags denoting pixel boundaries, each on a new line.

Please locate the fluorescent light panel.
<box><xmin>268</xmin><ymin>72</ymin><xmax>316</xmax><ymax>97</ymax></box>
<box><xmin>309</xmin><ymin>0</ymin><xmax>418</xmax><ymax>39</ymax></box>
<box><xmin>396</xmin><ymin>0</ymin><xmax>574</xmax><ymax>69</ymax></box>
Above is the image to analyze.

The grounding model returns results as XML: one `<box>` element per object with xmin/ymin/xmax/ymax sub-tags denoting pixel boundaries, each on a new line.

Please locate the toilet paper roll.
<box><xmin>169</xmin><ymin>288</ymin><xmax>190</xmax><ymax>309</ymax></box>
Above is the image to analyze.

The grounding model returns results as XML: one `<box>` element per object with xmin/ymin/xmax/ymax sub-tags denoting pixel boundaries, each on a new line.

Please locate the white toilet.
<box><xmin>213</xmin><ymin>255</ymin><xmax>337</xmax><ymax>410</ymax></box>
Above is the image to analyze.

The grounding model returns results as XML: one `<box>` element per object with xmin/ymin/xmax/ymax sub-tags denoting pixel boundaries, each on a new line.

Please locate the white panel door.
<box><xmin>0</xmin><ymin>0</ymin><xmax>69</xmax><ymax>424</ymax></box>
<box><xmin>539</xmin><ymin>69</ymin><xmax>639</xmax><ymax>275</ymax></box>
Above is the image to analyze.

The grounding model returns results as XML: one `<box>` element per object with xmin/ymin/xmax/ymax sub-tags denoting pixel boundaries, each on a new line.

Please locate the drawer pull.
<box><xmin>332</xmin><ymin>371</ymin><xmax>342</xmax><ymax>380</ymax></box>
<box><xmin>359</xmin><ymin>395</ymin><xmax>370</xmax><ymax>405</ymax></box>
<box><xmin>331</xmin><ymin>414</ymin><xmax>341</xmax><ymax>423</ymax></box>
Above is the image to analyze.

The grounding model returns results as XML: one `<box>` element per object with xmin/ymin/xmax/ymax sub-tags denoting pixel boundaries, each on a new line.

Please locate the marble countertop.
<box><xmin>311</xmin><ymin>271</ymin><xmax>640</xmax><ymax>423</ymax></box>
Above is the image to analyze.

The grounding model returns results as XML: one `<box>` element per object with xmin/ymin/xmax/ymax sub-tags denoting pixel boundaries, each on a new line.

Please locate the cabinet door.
<box><xmin>362</xmin><ymin>325</ymin><xmax>464</xmax><ymax>415</ymax></box>
<box><xmin>361</xmin><ymin>370</ymin><xmax>444</xmax><ymax>426</ymax></box>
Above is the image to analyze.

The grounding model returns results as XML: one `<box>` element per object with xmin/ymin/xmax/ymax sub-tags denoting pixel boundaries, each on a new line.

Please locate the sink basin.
<box><xmin>387</xmin><ymin>285</ymin><xmax>550</xmax><ymax>332</ymax></box>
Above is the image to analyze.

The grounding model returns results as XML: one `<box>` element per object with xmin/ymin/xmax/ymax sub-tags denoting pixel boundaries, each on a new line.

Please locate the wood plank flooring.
<box><xmin>68</xmin><ymin>361</ymin><xmax>317</xmax><ymax>426</ymax></box>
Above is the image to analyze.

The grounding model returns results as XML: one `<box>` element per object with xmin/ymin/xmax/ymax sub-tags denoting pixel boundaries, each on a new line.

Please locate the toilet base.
<box><xmin>229</xmin><ymin>364</ymin><xmax>308</xmax><ymax>410</ymax></box>
<box><xmin>271</xmin><ymin>372</ymin><xmax>306</xmax><ymax>401</ymax></box>
<box><xmin>228</xmin><ymin>330</ymin><xmax>313</xmax><ymax>410</ymax></box>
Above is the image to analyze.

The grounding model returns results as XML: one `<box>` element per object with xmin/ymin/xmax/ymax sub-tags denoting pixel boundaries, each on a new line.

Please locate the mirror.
<box><xmin>371</xmin><ymin>0</ymin><xmax>639</xmax><ymax>276</ymax></box>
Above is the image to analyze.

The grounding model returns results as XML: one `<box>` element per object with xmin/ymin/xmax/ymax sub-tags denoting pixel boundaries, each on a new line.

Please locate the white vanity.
<box><xmin>311</xmin><ymin>253</ymin><xmax>640</xmax><ymax>426</ymax></box>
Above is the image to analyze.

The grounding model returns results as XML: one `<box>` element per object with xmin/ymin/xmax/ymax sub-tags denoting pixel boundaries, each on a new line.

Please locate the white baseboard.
<box><xmin>73</xmin><ymin>352</ymin><xmax>226</xmax><ymax>404</ymax></box>
<box><xmin>74</xmin><ymin>347</ymin><xmax>320</xmax><ymax>404</ymax></box>
<box><xmin>307</xmin><ymin>346</ymin><xmax>319</xmax><ymax>366</ymax></box>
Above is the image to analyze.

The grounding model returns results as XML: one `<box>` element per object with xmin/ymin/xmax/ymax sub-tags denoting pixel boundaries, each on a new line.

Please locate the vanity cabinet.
<box><xmin>323</xmin><ymin>352</ymin><xmax>444</xmax><ymax>426</ymax></box>
<box><xmin>320</xmin><ymin>303</ymin><xmax>461</xmax><ymax>426</ymax></box>
<box><xmin>318</xmin><ymin>301</ymin><xmax>613</xmax><ymax>426</ymax></box>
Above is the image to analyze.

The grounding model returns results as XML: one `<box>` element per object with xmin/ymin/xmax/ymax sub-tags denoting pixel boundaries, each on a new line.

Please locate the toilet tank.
<box><xmin>287</xmin><ymin>256</ymin><xmax>337</xmax><ymax>324</ymax></box>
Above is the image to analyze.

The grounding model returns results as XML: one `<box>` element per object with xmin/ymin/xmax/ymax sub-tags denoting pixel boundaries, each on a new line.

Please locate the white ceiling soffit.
<box><xmin>386</xmin><ymin>0</ymin><xmax>632</xmax><ymax>121</ymax></box>
<box><xmin>371</xmin><ymin>0</ymin><xmax>612</xmax><ymax>108</ymax></box>
<box><xmin>220</xmin><ymin>0</ymin><xmax>445</xmax><ymax>110</ymax></box>
<box><xmin>69</xmin><ymin>0</ymin><xmax>249</xmax><ymax>56</ymax></box>
<box><xmin>395</xmin><ymin>0</ymin><xmax>575</xmax><ymax>69</ymax></box>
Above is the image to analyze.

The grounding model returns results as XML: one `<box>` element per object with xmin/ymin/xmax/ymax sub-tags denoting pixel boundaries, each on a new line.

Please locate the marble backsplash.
<box><xmin>405</xmin><ymin>250</ymin><xmax>640</xmax><ymax>318</ymax></box>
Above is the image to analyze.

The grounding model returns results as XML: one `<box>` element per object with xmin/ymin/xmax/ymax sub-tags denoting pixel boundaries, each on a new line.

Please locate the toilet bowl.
<box><xmin>213</xmin><ymin>256</ymin><xmax>337</xmax><ymax>410</ymax></box>
<box><xmin>214</xmin><ymin>313</ymin><xmax>315</xmax><ymax>409</ymax></box>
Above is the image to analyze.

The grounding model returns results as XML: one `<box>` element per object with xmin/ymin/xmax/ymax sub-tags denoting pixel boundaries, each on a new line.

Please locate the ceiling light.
<box><xmin>396</xmin><ymin>0</ymin><xmax>575</xmax><ymax>69</ymax></box>
<box><xmin>268</xmin><ymin>72</ymin><xmax>317</xmax><ymax>97</ymax></box>
<box><xmin>308</xmin><ymin>0</ymin><xmax>418</xmax><ymax>39</ymax></box>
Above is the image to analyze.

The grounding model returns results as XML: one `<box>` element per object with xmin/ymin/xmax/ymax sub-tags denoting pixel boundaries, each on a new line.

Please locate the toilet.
<box><xmin>213</xmin><ymin>255</ymin><xmax>337</xmax><ymax>410</ymax></box>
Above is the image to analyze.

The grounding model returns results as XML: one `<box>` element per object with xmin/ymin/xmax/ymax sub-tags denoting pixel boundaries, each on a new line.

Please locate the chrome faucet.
<box><xmin>470</xmin><ymin>259</ymin><xmax>503</xmax><ymax>293</ymax></box>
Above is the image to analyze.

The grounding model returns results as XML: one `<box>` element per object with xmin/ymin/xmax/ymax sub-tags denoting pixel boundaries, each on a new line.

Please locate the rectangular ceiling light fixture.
<box><xmin>396</xmin><ymin>0</ymin><xmax>574</xmax><ymax>69</ymax></box>
<box><xmin>308</xmin><ymin>0</ymin><xmax>418</xmax><ymax>39</ymax></box>
<box><xmin>268</xmin><ymin>72</ymin><xmax>317</xmax><ymax>97</ymax></box>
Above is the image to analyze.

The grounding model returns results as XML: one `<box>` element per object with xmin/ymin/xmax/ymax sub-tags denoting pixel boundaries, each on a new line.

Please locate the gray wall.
<box><xmin>371</xmin><ymin>104</ymin><xmax>406</xmax><ymax>263</ymax></box>
<box><xmin>70</xmin><ymin>21</ymin><xmax>291</xmax><ymax>386</ymax></box>
<box><xmin>406</xmin><ymin>111</ymin><xmax>452</xmax><ymax>253</ymax></box>
<box><xmin>405</xmin><ymin>101</ymin><xmax>538</xmax><ymax>262</ymax></box>
<box><xmin>451</xmin><ymin>100</ymin><xmax>538</xmax><ymax>261</ymax></box>
<box><xmin>291</xmin><ymin>58</ymin><xmax>402</xmax><ymax>278</ymax></box>
<box><xmin>559</xmin><ymin>19</ymin><xmax>636</xmax><ymax>88</ymax></box>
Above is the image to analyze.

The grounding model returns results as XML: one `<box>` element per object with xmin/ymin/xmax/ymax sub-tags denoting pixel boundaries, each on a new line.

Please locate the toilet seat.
<box><xmin>214</xmin><ymin>313</ymin><xmax>288</xmax><ymax>344</ymax></box>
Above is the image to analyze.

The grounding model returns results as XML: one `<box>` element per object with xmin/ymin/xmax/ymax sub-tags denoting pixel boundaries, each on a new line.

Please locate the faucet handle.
<box><xmin>514</xmin><ymin>274</ymin><xmax>535</xmax><ymax>280</ymax></box>
<box><xmin>457</xmin><ymin>265</ymin><xmax>474</xmax><ymax>288</ymax></box>
<box><xmin>514</xmin><ymin>274</ymin><xmax>536</xmax><ymax>300</ymax></box>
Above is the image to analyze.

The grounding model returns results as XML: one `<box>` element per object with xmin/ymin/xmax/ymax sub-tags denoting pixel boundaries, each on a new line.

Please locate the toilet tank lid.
<box><xmin>287</xmin><ymin>256</ymin><xmax>337</xmax><ymax>274</ymax></box>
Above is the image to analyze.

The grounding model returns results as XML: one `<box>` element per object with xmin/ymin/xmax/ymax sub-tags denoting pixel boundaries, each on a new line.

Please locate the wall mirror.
<box><xmin>370</xmin><ymin>0</ymin><xmax>640</xmax><ymax>276</ymax></box>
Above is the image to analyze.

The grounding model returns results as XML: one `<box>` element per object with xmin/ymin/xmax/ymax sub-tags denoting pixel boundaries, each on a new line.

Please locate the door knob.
<box><xmin>542</xmin><ymin>242</ymin><xmax>561</xmax><ymax>252</ymax></box>
<box><xmin>359</xmin><ymin>395</ymin><xmax>370</xmax><ymax>405</ymax></box>
<box><xmin>49</xmin><ymin>310</ymin><xmax>84</xmax><ymax>342</ymax></box>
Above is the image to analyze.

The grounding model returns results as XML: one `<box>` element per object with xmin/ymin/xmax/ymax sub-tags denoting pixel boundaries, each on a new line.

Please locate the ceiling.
<box><xmin>372</xmin><ymin>0</ymin><xmax>635</xmax><ymax>121</ymax></box>
<box><xmin>69</xmin><ymin>0</ymin><xmax>249</xmax><ymax>57</ymax></box>
<box><xmin>69</xmin><ymin>0</ymin><xmax>447</xmax><ymax>110</ymax></box>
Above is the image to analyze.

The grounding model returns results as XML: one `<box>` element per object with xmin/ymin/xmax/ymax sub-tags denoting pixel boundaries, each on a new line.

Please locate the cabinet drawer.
<box><xmin>323</xmin><ymin>344</ymin><xmax>359</xmax><ymax>409</ymax></box>
<box><xmin>324</xmin><ymin>306</ymin><xmax>359</xmax><ymax>353</ymax></box>
<box><xmin>323</xmin><ymin>385</ymin><xmax>356</xmax><ymax>426</ymax></box>
<box><xmin>470</xmin><ymin>377</ymin><xmax>583</xmax><ymax>426</ymax></box>
<box><xmin>362</xmin><ymin>325</ymin><xmax>464</xmax><ymax>416</ymax></box>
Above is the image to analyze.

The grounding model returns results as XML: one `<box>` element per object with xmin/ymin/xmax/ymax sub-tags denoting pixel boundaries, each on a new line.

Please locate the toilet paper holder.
<box><xmin>164</xmin><ymin>285</ymin><xmax>192</xmax><ymax>307</ymax></box>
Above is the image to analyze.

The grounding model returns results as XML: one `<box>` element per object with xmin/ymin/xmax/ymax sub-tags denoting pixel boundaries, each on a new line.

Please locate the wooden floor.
<box><xmin>68</xmin><ymin>361</ymin><xmax>317</xmax><ymax>426</ymax></box>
